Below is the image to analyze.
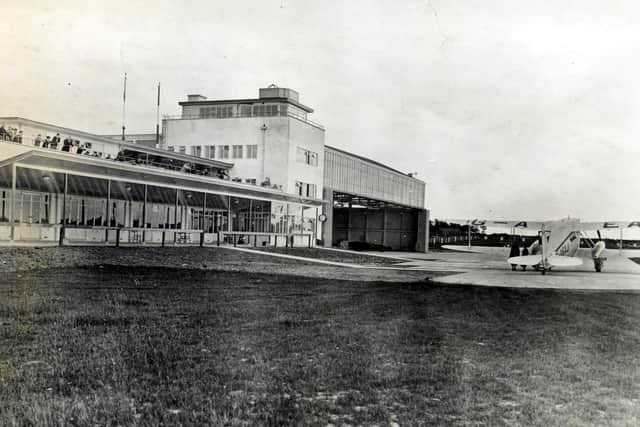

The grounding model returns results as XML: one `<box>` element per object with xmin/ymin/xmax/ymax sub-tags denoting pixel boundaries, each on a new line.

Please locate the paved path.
<box><xmin>235</xmin><ymin>246</ymin><xmax>640</xmax><ymax>291</ymax></box>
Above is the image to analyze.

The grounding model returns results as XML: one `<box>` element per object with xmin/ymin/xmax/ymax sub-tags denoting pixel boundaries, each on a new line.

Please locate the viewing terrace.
<box><xmin>0</xmin><ymin>120</ymin><xmax>233</xmax><ymax>179</ymax></box>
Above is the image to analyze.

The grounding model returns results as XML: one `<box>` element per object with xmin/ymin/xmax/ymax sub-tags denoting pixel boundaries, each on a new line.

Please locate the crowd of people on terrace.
<box><xmin>1</xmin><ymin>126</ymin><xmax>103</xmax><ymax>158</ymax></box>
<box><xmin>2</xmin><ymin>125</ymin><xmax>284</xmax><ymax>188</ymax></box>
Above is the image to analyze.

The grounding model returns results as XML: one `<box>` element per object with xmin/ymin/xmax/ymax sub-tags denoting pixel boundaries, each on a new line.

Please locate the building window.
<box><xmin>231</xmin><ymin>177</ymin><xmax>242</xmax><ymax>183</ymax></box>
<box><xmin>219</xmin><ymin>145</ymin><xmax>229</xmax><ymax>159</ymax></box>
<box><xmin>167</xmin><ymin>146</ymin><xmax>175</xmax><ymax>152</ymax></box>
<box><xmin>206</xmin><ymin>145</ymin><xmax>215</xmax><ymax>159</ymax></box>
<box><xmin>296</xmin><ymin>147</ymin><xmax>318</xmax><ymax>167</ymax></box>
<box><xmin>239</xmin><ymin>105</ymin><xmax>252</xmax><ymax>116</ymax></box>
<box><xmin>295</xmin><ymin>181</ymin><xmax>317</xmax><ymax>198</ymax></box>
<box><xmin>178</xmin><ymin>146</ymin><xmax>186</xmax><ymax>154</ymax></box>
<box><xmin>232</xmin><ymin>145</ymin><xmax>243</xmax><ymax>159</ymax></box>
<box><xmin>191</xmin><ymin>146</ymin><xmax>202</xmax><ymax>157</ymax></box>
<box><xmin>199</xmin><ymin>105</ymin><xmax>233</xmax><ymax>118</ymax></box>
<box><xmin>245</xmin><ymin>178</ymin><xmax>257</xmax><ymax>185</ymax></box>
<box><xmin>253</xmin><ymin>104</ymin><xmax>278</xmax><ymax>117</ymax></box>
<box><xmin>246</xmin><ymin>145</ymin><xmax>258</xmax><ymax>159</ymax></box>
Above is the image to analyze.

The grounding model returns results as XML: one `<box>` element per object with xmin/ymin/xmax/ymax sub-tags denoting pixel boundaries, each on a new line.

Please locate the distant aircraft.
<box><xmin>507</xmin><ymin>218</ymin><xmax>607</xmax><ymax>274</ymax></box>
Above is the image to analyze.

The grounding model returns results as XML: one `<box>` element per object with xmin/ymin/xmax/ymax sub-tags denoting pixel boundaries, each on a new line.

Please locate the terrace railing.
<box><xmin>163</xmin><ymin>110</ymin><xmax>325</xmax><ymax>130</ymax></box>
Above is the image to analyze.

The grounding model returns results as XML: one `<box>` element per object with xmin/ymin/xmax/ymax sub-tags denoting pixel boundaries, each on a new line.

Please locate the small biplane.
<box><xmin>505</xmin><ymin>218</ymin><xmax>639</xmax><ymax>274</ymax></box>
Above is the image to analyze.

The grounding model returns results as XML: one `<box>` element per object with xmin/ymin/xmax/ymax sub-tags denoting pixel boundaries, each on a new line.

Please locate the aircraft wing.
<box><xmin>508</xmin><ymin>255</ymin><xmax>542</xmax><ymax>266</ymax></box>
<box><xmin>548</xmin><ymin>255</ymin><xmax>583</xmax><ymax>267</ymax></box>
<box><xmin>507</xmin><ymin>255</ymin><xmax>583</xmax><ymax>267</ymax></box>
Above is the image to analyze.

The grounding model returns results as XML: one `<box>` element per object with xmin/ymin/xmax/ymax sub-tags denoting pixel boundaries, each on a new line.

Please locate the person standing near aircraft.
<box><xmin>520</xmin><ymin>241</ymin><xmax>529</xmax><ymax>271</ymax></box>
<box><xmin>509</xmin><ymin>240</ymin><xmax>520</xmax><ymax>271</ymax></box>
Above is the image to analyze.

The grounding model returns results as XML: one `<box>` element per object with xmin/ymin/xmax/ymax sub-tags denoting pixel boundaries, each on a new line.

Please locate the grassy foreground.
<box><xmin>2</xmin><ymin>267</ymin><xmax>640</xmax><ymax>426</ymax></box>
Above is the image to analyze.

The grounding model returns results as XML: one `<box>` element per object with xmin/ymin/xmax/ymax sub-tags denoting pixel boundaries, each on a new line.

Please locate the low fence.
<box><xmin>0</xmin><ymin>224</ymin><xmax>314</xmax><ymax>248</ymax></box>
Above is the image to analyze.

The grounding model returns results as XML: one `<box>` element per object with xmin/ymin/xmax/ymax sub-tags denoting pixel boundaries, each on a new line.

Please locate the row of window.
<box><xmin>200</xmin><ymin>105</ymin><xmax>234</xmax><ymax>119</ymax></box>
<box><xmin>2</xmin><ymin>190</ymin><xmax>316</xmax><ymax>234</ymax></box>
<box><xmin>168</xmin><ymin>144</ymin><xmax>258</xmax><ymax>160</ymax></box>
<box><xmin>199</xmin><ymin>104</ymin><xmax>283</xmax><ymax>118</ymax></box>
<box><xmin>296</xmin><ymin>146</ymin><xmax>318</xmax><ymax>167</ymax></box>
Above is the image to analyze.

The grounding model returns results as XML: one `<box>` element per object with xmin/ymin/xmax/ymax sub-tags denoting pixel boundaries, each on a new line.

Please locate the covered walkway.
<box><xmin>0</xmin><ymin>141</ymin><xmax>322</xmax><ymax>247</ymax></box>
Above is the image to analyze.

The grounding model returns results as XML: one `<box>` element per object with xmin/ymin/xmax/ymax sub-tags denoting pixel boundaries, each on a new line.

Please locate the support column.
<box><xmin>415</xmin><ymin>209</ymin><xmax>429</xmax><ymax>253</ymax></box>
<box><xmin>381</xmin><ymin>207</ymin><xmax>387</xmax><ymax>247</ymax></box>
<box><xmin>106</xmin><ymin>179</ymin><xmax>111</xmax><ymax>226</ymax></box>
<box><xmin>314</xmin><ymin>207</ymin><xmax>319</xmax><ymax>247</ymax></box>
<box><xmin>62</xmin><ymin>173</ymin><xmax>68</xmax><ymax>223</ymax></box>
<box><xmin>347</xmin><ymin>202</ymin><xmax>352</xmax><ymax>241</ymax></box>
<box><xmin>202</xmin><ymin>193</ymin><xmax>207</xmax><ymax>231</ymax></box>
<box><xmin>142</xmin><ymin>184</ymin><xmax>148</xmax><ymax>228</ymax></box>
<box><xmin>227</xmin><ymin>195</ymin><xmax>232</xmax><ymax>232</ymax></box>
<box><xmin>105</xmin><ymin>180</ymin><xmax>111</xmax><ymax>243</ymax></box>
<box><xmin>322</xmin><ymin>188</ymin><xmax>334</xmax><ymax>248</ymax></box>
<box><xmin>60</xmin><ymin>173</ymin><xmax>68</xmax><ymax>245</ymax></box>
<box><xmin>363</xmin><ymin>209</ymin><xmax>368</xmax><ymax>243</ymax></box>
<box><xmin>142</xmin><ymin>184</ymin><xmax>148</xmax><ymax>243</ymax></box>
<box><xmin>286</xmin><ymin>203</ymin><xmax>290</xmax><ymax>246</ymax></box>
<box><xmin>173</xmin><ymin>188</ymin><xmax>179</xmax><ymax>243</ymax></box>
<box><xmin>9</xmin><ymin>164</ymin><xmax>16</xmax><ymax>241</ymax></box>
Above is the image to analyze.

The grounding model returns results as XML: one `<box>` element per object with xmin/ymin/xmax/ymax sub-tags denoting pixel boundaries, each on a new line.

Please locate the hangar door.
<box><xmin>333</xmin><ymin>205</ymin><xmax>419</xmax><ymax>251</ymax></box>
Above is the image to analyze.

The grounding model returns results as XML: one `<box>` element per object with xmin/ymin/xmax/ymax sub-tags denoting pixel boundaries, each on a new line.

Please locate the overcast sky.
<box><xmin>1</xmin><ymin>0</ymin><xmax>639</xmax><ymax>221</ymax></box>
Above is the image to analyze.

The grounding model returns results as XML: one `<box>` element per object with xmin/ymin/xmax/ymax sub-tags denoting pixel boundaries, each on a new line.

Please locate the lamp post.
<box><xmin>260</xmin><ymin>124</ymin><xmax>267</xmax><ymax>184</ymax></box>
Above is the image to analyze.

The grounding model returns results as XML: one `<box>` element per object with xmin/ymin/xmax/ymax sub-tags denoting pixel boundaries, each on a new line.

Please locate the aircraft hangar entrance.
<box><xmin>322</xmin><ymin>146</ymin><xmax>429</xmax><ymax>252</ymax></box>
<box><xmin>327</xmin><ymin>191</ymin><xmax>427</xmax><ymax>252</ymax></box>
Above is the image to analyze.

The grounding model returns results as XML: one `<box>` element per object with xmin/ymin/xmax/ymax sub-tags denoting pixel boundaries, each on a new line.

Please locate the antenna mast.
<box><xmin>122</xmin><ymin>72</ymin><xmax>127</xmax><ymax>141</ymax></box>
<box><xmin>155</xmin><ymin>82</ymin><xmax>161</xmax><ymax>147</ymax></box>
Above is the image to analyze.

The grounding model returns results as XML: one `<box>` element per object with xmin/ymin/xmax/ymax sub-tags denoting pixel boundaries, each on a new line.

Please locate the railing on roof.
<box><xmin>1</xmin><ymin>137</ymin><xmax>236</xmax><ymax>180</ymax></box>
<box><xmin>162</xmin><ymin>110</ymin><xmax>325</xmax><ymax>130</ymax></box>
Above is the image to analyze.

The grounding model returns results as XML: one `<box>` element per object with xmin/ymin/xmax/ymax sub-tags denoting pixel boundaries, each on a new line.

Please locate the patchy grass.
<box><xmin>253</xmin><ymin>247</ymin><xmax>402</xmax><ymax>265</ymax></box>
<box><xmin>1</xmin><ymin>267</ymin><xmax>640</xmax><ymax>425</ymax></box>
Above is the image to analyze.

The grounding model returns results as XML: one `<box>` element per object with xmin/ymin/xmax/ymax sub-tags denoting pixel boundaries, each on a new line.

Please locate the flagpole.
<box><xmin>155</xmin><ymin>82</ymin><xmax>161</xmax><ymax>147</ymax></box>
<box><xmin>122</xmin><ymin>73</ymin><xmax>127</xmax><ymax>141</ymax></box>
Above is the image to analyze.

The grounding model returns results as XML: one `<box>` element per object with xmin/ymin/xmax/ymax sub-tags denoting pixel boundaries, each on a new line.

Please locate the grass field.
<box><xmin>2</xmin><ymin>266</ymin><xmax>640</xmax><ymax>426</ymax></box>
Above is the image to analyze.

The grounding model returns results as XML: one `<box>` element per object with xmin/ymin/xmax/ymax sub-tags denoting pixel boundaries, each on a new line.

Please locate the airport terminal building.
<box><xmin>0</xmin><ymin>86</ymin><xmax>429</xmax><ymax>251</ymax></box>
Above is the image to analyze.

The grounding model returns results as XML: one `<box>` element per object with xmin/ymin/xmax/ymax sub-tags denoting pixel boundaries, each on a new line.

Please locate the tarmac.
<box><xmin>232</xmin><ymin>245</ymin><xmax>640</xmax><ymax>291</ymax></box>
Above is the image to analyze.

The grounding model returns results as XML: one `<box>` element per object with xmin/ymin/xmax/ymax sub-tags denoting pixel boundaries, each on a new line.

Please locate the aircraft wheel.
<box><xmin>541</xmin><ymin>269</ymin><xmax>546</xmax><ymax>275</ymax></box>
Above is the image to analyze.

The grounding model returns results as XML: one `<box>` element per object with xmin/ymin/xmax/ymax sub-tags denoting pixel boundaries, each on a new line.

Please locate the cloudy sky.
<box><xmin>1</xmin><ymin>0</ymin><xmax>639</xmax><ymax>221</ymax></box>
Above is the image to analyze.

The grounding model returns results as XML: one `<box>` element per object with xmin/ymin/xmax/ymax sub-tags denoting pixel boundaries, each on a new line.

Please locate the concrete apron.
<box><xmin>232</xmin><ymin>246</ymin><xmax>640</xmax><ymax>291</ymax></box>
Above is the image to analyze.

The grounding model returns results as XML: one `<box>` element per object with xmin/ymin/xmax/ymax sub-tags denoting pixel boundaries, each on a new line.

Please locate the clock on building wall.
<box><xmin>318</xmin><ymin>214</ymin><xmax>327</xmax><ymax>222</ymax></box>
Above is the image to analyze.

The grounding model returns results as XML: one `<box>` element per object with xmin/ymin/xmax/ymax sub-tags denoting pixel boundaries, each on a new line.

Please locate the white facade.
<box><xmin>162</xmin><ymin>87</ymin><xmax>325</xmax><ymax>200</ymax></box>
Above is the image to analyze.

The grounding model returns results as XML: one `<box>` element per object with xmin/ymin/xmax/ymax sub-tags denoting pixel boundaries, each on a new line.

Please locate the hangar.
<box><xmin>0</xmin><ymin>86</ymin><xmax>429</xmax><ymax>251</ymax></box>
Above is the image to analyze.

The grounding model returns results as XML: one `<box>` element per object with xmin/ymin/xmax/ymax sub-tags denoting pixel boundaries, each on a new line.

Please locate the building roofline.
<box><xmin>0</xmin><ymin>116</ymin><xmax>233</xmax><ymax>169</ymax></box>
<box><xmin>324</xmin><ymin>145</ymin><xmax>424</xmax><ymax>183</ymax></box>
<box><xmin>178</xmin><ymin>97</ymin><xmax>314</xmax><ymax>113</ymax></box>
<box><xmin>0</xmin><ymin>116</ymin><xmax>131</xmax><ymax>146</ymax></box>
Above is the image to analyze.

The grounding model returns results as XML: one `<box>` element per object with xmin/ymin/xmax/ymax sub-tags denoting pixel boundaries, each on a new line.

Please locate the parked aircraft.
<box><xmin>507</xmin><ymin>218</ymin><xmax>608</xmax><ymax>274</ymax></box>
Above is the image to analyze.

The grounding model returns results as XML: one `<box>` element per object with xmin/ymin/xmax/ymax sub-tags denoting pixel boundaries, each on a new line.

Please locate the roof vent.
<box><xmin>259</xmin><ymin>86</ymin><xmax>299</xmax><ymax>101</ymax></box>
<box><xmin>187</xmin><ymin>94</ymin><xmax>208</xmax><ymax>101</ymax></box>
